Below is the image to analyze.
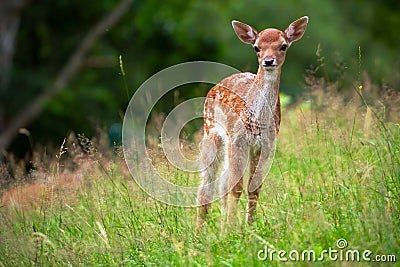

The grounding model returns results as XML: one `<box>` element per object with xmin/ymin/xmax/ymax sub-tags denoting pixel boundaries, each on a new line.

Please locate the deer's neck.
<box><xmin>254</xmin><ymin>67</ymin><xmax>281</xmax><ymax>97</ymax></box>
<box><xmin>248</xmin><ymin>67</ymin><xmax>281</xmax><ymax>118</ymax></box>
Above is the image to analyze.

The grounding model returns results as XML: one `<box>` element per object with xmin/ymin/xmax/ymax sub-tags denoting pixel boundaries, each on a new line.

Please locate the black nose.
<box><xmin>263</xmin><ymin>59</ymin><xmax>275</xmax><ymax>67</ymax></box>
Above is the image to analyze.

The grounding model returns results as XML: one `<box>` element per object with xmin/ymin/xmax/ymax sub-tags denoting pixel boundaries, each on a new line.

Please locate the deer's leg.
<box><xmin>226</xmin><ymin>143</ymin><xmax>248</xmax><ymax>224</ymax></box>
<box><xmin>217</xmin><ymin>143</ymin><xmax>230</xmax><ymax>224</ymax></box>
<box><xmin>247</xmin><ymin>137</ymin><xmax>276</xmax><ymax>224</ymax></box>
<box><xmin>197</xmin><ymin>135</ymin><xmax>221</xmax><ymax>229</ymax></box>
<box><xmin>247</xmin><ymin>148</ymin><xmax>262</xmax><ymax>224</ymax></box>
<box><xmin>197</xmin><ymin>177</ymin><xmax>214</xmax><ymax>228</ymax></box>
<box><xmin>227</xmin><ymin>176</ymin><xmax>243</xmax><ymax>224</ymax></box>
<box><xmin>217</xmin><ymin>167</ymin><xmax>229</xmax><ymax>224</ymax></box>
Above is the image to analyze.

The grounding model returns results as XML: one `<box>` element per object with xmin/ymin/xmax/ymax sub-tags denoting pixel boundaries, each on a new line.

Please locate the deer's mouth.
<box><xmin>263</xmin><ymin>65</ymin><xmax>278</xmax><ymax>71</ymax></box>
<box><xmin>262</xmin><ymin>59</ymin><xmax>278</xmax><ymax>70</ymax></box>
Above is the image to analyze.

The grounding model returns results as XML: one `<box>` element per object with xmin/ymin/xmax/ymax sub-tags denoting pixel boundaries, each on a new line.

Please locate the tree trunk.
<box><xmin>0</xmin><ymin>0</ymin><xmax>28</xmax><ymax>133</ymax></box>
<box><xmin>0</xmin><ymin>0</ymin><xmax>133</xmax><ymax>158</ymax></box>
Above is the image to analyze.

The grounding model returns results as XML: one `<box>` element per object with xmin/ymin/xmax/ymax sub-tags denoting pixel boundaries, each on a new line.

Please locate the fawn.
<box><xmin>197</xmin><ymin>16</ymin><xmax>308</xmax><ymax>228</ymax></box>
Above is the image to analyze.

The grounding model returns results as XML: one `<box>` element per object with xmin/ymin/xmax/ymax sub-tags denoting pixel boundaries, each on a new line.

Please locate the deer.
<box><xmin>197</xmin><ymin>16</ymin><xmax>308</xmax><ymax>228</ymax></box>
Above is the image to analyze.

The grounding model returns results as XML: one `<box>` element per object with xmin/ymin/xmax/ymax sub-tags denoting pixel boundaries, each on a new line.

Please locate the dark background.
<box><xmin>0</xmin><ymin>0</ymin><xmax>399</xmax><ymax>158</ymax></box>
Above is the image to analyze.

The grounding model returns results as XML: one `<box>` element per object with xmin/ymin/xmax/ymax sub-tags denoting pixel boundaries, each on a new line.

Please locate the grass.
<box><xmin>0</xmin><ymin>83</ymin><xmax>399</xmax><ymax>266</ymax></box>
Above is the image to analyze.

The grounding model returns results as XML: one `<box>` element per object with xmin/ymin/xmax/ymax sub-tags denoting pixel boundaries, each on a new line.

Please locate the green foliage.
<box><xmin>1</xmin><ymin>2</ymin><xmax>399</xmax><ymax>263</ymax></box>
<box><xmin>6</xmin><ymin>0</ymin><xmax>400</xmax><ymax>147</ymax></box>
<box><xmin>0</xmin><ymin>86</ymin><xmax>399</xmax><ymax>265</ymax></box>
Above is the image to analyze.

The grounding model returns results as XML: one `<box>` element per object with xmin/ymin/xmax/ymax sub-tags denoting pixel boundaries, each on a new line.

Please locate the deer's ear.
<box><xmin>284</xmin><ymin>16</ymin><xmax>308</xmax><ymax>46</ymax></box>
<box><xmin>232</xmin><ymin>20</ymin><xmax>258</xmax><ymax>45</ymax></box>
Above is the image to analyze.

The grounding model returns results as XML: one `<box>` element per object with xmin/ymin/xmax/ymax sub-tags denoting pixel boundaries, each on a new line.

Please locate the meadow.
<box><xmin>0</xmin><ymin>77</ymin><xmax>399</xmax><ymax>266</ymax></box>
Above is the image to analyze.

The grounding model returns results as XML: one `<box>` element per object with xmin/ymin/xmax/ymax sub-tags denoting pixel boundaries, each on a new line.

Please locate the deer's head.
<box><xmin>232</xmin><ymin>17</ymin><xmax>308</xmax><ymax>71</ymax></box>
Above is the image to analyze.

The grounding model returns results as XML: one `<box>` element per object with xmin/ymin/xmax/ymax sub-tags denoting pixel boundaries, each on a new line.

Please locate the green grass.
<box><xmin>0</xmin><ymin>90</ymin><xmax>399</xmax><ymax>266</ymax></box>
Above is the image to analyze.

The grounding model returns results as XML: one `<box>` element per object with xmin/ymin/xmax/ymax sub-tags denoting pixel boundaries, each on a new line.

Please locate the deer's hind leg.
<box><xmin>226</xmin><ymin>140</ymin><xmax>249</xmax><ymax>224</ymax></box>
<box><xmin>246</xmin><ymin>148</ymin><xmax>262</xmax><ymax>224</ymax></box>
<box><xmin>197</xmin><ymin>133</ymin><xmax>223</xmax><ymax>228</ymax></box>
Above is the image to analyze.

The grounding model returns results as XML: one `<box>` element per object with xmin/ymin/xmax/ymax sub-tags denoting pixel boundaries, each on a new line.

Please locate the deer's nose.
<box><xmin>262</xmin><ymin>59</ymin><xmax>276</xmax><ymax>67</ymax></box>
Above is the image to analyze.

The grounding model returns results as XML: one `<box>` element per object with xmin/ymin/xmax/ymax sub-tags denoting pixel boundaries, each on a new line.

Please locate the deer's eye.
<box><xmin>254</xmin><ymin>45</ymin><xmax>260</xmax><ymax>53</ymax></box>
<box><xmin>281</xmin><ymin>44</ymin><xmax>287</xmax><ymax>51</ymax></box>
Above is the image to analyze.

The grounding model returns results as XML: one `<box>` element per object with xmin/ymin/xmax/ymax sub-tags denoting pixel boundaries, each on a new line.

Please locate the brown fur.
<box><xmin>197</xmin><ymin>17</ymin><xmax>308</xmax><ymax>228</ymax></box>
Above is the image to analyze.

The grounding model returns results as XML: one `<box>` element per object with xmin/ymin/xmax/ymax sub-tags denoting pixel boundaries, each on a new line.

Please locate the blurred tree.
<box><xmin>0</xmin><ymin>0</ymin><xmax>132</xmax><ymax>158</ymax></box>
<box><xmin>0</xmin><ymin>0</ymin><xmax>29</xmax><ymax>134</ymax></box>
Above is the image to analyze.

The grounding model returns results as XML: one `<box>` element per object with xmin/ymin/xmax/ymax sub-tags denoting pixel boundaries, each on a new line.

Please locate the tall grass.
<box><xmin>0</xmin><ymin>79</ymin><xmax>399</xmax><ymax>266</ymax></box>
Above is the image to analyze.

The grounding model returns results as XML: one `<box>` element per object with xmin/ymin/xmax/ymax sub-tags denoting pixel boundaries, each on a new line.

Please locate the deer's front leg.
<box><xmin>247</xmin><ymin>138</ymin><xmax>275</xmax><ymax>224</ymax></box>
